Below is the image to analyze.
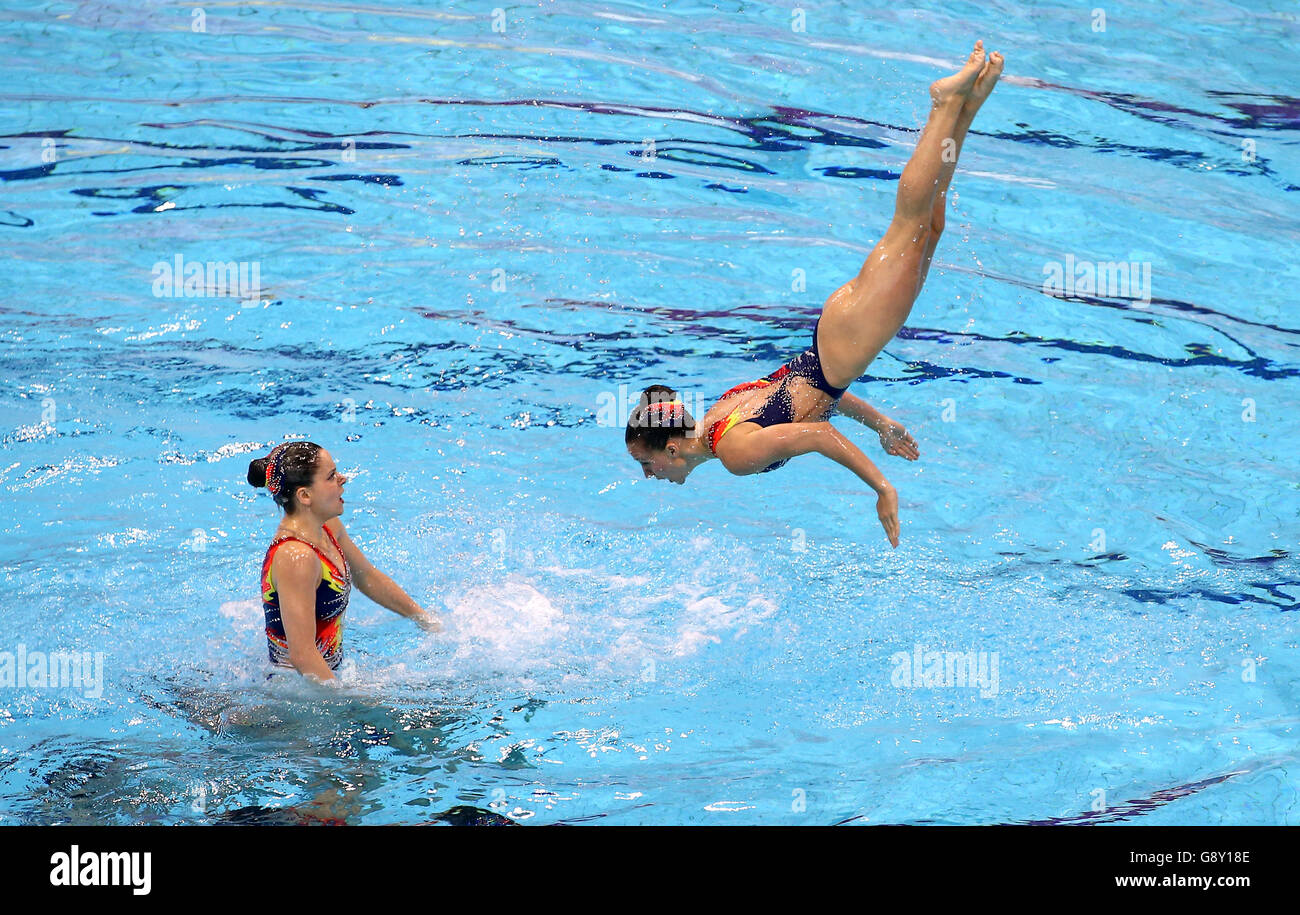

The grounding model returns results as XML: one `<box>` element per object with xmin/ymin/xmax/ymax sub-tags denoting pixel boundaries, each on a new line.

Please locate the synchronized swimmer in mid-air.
<box><xmin>626</xmin><ymin>41</ymin><xmax>1004</xmax><ymax>548</ymax></box>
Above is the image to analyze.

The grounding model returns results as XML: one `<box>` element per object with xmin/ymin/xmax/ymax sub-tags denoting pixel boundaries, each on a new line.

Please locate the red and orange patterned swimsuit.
<box><xmin>261</xmin><ymin>526</ymin><xmax>351</xmax><ymax>670</ymax></box>
<box><xmin>707</xmin><ymin>319</ymin><xmax>851</xmax><ymax>473</ymax></box>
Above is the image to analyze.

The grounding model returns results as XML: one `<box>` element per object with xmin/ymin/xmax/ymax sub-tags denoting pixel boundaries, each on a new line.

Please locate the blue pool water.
<box><xmin>1</xmin><ymin>0</ymin><xmax>1298</xmax><ymax>825</ymax></box>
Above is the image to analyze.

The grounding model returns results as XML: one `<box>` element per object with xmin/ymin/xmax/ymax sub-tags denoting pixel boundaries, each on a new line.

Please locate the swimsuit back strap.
<box><xmin>268</xmin><ymin>534</ymin><xmax>345</xmax><ymax>580</ymax></box>
<box><xmin>708</xmin><ymin>405</ymin><xmax>750</xmax><ymax>455</ymax></box>
<box><xmin>321</xmin><ymin>525</ymin><xmax>349</xmax><ymax>577</ymax></box>
<box><xmin>719</xmin><ymin>379</ymin><xmax>772</xmax><ymax>401</ymax></box>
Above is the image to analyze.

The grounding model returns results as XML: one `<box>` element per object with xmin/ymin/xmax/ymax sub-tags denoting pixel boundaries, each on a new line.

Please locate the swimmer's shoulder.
<box><xmin>270</xmin><ymin>538</ymin><xmax>323</xmax><ymax>582</ymax></box>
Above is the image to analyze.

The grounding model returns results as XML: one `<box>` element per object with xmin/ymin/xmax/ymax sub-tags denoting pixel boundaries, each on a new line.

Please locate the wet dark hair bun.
<box><xmin>247</xmin><ymin>457</ymin><xmax>269</xmax><ymax>489</ymax></box>
<box><xmin>625</xmin><ymin>384</ymin><xmax>696</xmax><ymax>450</ymax></box>
<box><xmin>245</xmin><ymin>441</ymin><xmax>323</xmax><ymax>514</ymax></box>
<box><xmin>637</xmin><ymin>384</ymin><xmax>678</xmax><ymax>409</ymax></box>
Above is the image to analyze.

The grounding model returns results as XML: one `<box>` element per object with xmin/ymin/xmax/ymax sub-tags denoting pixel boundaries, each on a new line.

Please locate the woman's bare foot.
<box><xmin>966</xmin><ymin>50</ymin><xmax>1005</xmax><ymax>110</ymax></box>
<box><xmin>930</xmin><ymin>41</ymin><xmax>986</xmax><ymax>106</ymax></box>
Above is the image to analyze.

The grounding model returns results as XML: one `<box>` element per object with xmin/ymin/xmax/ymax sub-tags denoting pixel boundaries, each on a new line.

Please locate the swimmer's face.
<box><xmin>296</xmin><ymin>449</ymin><xmax>349</xmax><ymax>516</ymax></box>
<box><xmin>627</xmin><ymin>440</ymin><xmax>688</xmax><ymax>485</ymax></box>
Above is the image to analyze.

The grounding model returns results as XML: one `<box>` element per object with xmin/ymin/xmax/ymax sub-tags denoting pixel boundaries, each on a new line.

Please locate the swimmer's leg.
<box><xmin>915</xmin><ymin>51</ymin><xmax>1004</xmax><ymax>293</ymax></box>
<box><xmin>816</xmin><ymin>42</ymin><xmax>998</xmax><ymax>389</ymax></box>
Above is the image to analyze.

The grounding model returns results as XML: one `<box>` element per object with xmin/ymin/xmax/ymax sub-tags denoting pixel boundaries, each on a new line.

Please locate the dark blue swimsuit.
<box><xmin>707</xmin><ymin>319</ymin><xmax>849</xmax><ymax>472</ymax></box>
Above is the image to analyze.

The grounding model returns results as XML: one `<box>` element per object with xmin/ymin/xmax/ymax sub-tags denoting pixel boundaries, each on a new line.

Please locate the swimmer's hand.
<box><xmin>878</xmin><ymin>421</ymin><xmax>919</xmax><ymax>461</ymax></box>
<box><xmin>876</xmin><ymin>485</ymin><xmax>900</xmax><ymax>548</ymax></box>
<box><xmin>415</xmin><ymin>612</ymin><xmax>444</xmax><ymax>634</ymax></box>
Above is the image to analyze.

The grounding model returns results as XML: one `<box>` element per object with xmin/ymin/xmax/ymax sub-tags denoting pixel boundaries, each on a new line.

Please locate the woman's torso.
<box><xmin>704</xmin><ymin>375</ymin><xmax>835</xmax><ymax>428</ymax></box>
<box><xmin>702</xmin><ymin>371</ymin><xmax>836</xmax><ymax>472</ymax></box>
<box><xmin>261</xmin><ymin>523</ymin><xmax>351</xmax><ymax>670</ymax></box>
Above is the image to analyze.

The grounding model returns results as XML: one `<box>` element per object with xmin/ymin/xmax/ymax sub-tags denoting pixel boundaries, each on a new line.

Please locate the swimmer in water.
<box><xmin>625</xmin><ymin>42</ymin><xmax>1004</xmax><ymax>548</ymax></box>
<box><xmin>247</xmin><ymin>441</ymin><xmax>441</xmax><ymax>682</ymax></box>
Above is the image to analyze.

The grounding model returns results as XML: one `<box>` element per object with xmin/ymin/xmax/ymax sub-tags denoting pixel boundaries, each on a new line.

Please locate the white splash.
<box><xmin>446</xmin><ymin>576</ymin><xmax>568</xmax><ymax>668</ymax></box>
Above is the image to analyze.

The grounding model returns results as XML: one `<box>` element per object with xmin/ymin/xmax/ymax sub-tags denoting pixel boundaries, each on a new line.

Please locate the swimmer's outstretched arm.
<box><xmin>328</xmin><ymin>520</ymin><xmax>444</xmax><ymax>633</ymax></box>
<box><xmin>836</xmin><ymin>393</ymin><xmax>919</xmax><ymax>461</ymax></box>
<box><xmin>716</xmin><ymin>422</ymin><xmax>901</xmax><ymax>547</ymax></box>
